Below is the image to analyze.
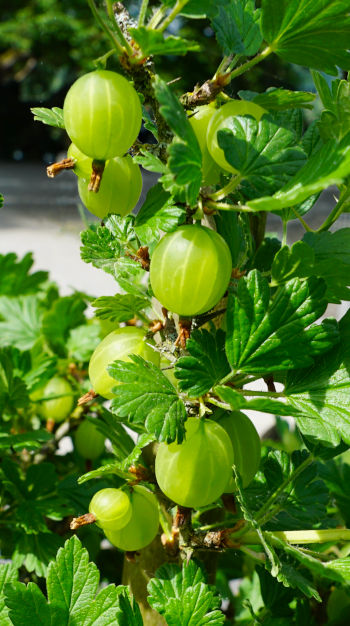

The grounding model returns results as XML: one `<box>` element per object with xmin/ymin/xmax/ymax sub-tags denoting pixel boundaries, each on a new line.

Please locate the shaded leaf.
<box><xmin>0</xmin><ymin>252</ymin><xmax>48</xmax><ymax>296</ymax></box>
<box><xmin>283</xmin><ymin>309</ymin><xmax>350</xmax><ymax>447</ymax></box>
<box><xmin>0</xmin><ymin>296</ymin><xmax>42</xmax><ymax>351</ymax></box>
<box><xmin>135</xmin><ymin>183</ymin><xmax>185</xmax><ymax>244</ymax></box>
<box><xmin>212</xmin><ymin>0</ymin><xmax>262</xmax><ymax>57</ymax></box>
<box><xmin>42</xmin><ymin>295</ymin><xmax>87</xmax><ymax>356</ymax></box>
<box><xmin>261</xmin><ymin>0</ymin><xmax>350</xmax><ymax>75</ymax></box>
<box><xmin>130</xmin><ymin>27</ymin><xmax>200</xmax><ymax>56</ymax></box>
<box><xmin>247</xmin><ymin>135</ymin><xmax>350</xmax><ymax>212</ymax></box>
<box><xmin>67</xmin><ymin>324</ymin><xmax>101</xmax><ymax>362</ymax></box>
<box><xmin>239</xmin><ymin>88</ymin><xmax>316</xmax><ymax>111</ymax></box>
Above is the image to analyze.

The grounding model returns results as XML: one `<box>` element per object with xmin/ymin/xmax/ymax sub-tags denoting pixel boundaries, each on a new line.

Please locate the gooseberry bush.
<box><xmin>3</xmin><ymin>0</ymin><xmax>350</xmax><ymax>624</ymax></box>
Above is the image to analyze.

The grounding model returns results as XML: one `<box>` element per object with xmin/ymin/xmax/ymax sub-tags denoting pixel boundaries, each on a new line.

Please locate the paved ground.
<box><xmin>1</xmin><ymin>161</ymin><xmax>349</xmax><ymax>435</ymax></box>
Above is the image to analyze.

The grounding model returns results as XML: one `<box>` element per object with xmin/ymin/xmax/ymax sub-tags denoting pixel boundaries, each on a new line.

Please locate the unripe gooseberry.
<box><xmin>104</xmin><ymin>485</ymin><xmax>159</xmax><ymax>551</ymax></box>
<box><xmin>218</xmin><ymin>411</ymin><xmax>261</xmax><ymax>491</ymax></box>
<box><xmin>88</xmin><ymin>326</ymin><xmax>160</xmax><ymax>399</ymax></box>
<box><xmin>149</xmin><ymin>224</ymin><xmax>232</xmax><ymax>317</ymax></box>
<box><xmin>89</xmin><ymin>488</ymin><xmax>132</xmax><ymax>531</ymax></box>
<box><xmin>74</xmin><ymin>419</ymin><xmax>106</xmax><ymax>460</ymax></box>
<box><xmin>63</xmin><ymin>70</ymin><xmax>142</xmax><ymax>161</ymax></box>
<box><xmin>188</xmin><ymin>104</ymin><xmax>222</xmax><ymax>185</ymax></box>
<box><xmin>33</xmin><ymin>376</ymin><xmax>74</xmax><ymax>422</ymax></box>
<box><xmin>206</xmin><ymin>100</ymin><xmax>266</xmax><ymax>173</ymax></box>
<box><xmin>155</xmin><ymin>417</ymin><xmax>234</xmax><ymax>509</ymax></box>
<box><xmin>78</xmin><ymin>154</ymin><xmax>142</xmax><ymax>219</ymax></box>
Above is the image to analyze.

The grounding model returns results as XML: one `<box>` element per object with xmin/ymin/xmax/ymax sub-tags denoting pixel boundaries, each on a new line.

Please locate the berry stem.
<box><xmin>47</xmin><ymin>157</ymin><xmax>76</xmax><ymax>178</ymax></box>
<box><xmin>137</xmin><ymin>0</ymin><xmax>149</xmax><ymax>27</ymax></box>
<box><xmin>88</xmin><ymin>160</ymin><xmax>105</xmax><ymax>192</ymax></box>
<box><xmin>157</xmin><ymin>0</ymin><xmax>190</xmax><ymax>33</ymax></box>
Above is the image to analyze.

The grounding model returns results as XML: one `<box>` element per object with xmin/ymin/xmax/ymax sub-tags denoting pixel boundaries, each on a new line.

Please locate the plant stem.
<box><xmin>209</xmin><ymin>175</ymin><xmax>242</xmax><ymax>201</ymax></box>
<box><xmin>205</xmin><ymin>200</ymin><xmax>255</xmax><ymax>213</ymax></box>
<box><xmin>147</xmin><ymin>6</ymin><xmax>167</xmax><ymax>29</ymax></box>
<box><xmin>282</xmin><ymin>219</ymin><xmax>288</xmax><ymax>246</ymax></box>
<box><xmin>240</xmin><ymin>528</ymin><xmax>350</xmax><ymax>545</ymax></box>
<box><xmin>226</xmin><ymin>46</ymin><xmax>272</xmax><ymax>84</ymax></box>
<box><xmin>137</xmin><ymin>0</ymin><xmax>149</xmax><ymax>27</ymax></box>
<box><xmin>316</xmin><ymin>185</ymin><xmax>350</xmax><ymax>232</ymax></box>
<box><xmin>290</xmin><ymin>205</ymin><xmax>314</xmax><ymax>232</ymax></box>
<box><xmin>87</xmin><ymin>0</ymin><xmax>126</xmax><ymax>56</ymax></box>
<box><xmin>157</xmin><ymin>0</ymin><xmax>190</xmax><ymax>33</ymax></box>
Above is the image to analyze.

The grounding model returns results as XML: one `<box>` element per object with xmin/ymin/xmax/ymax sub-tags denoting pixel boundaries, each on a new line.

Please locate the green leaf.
<box><xmin>0</xmin><ymin>348</ymin><xmax>29</xmax><ymax>416</ymax></box>
<box><xmin>142</xmin><ymin>192</ymin><xmax>185</xmax><ymax>244</ymax></box>
<box><xmin>67</xmin><ymin>324</ymin><xmax>101</xmax><ymax>362</ymax></box>
<box><xmin>77</xmin><ymin>462</ymin><xmax>132</xmax><ymax>484</ymax></box>
<box><xmin>130</xmin><ymin>26</ymin><xmax>200</xmax><ymax>56</ymax></box>
<box><xmin>225</xmin><ymin>270</ymin><xmax>338</xmax><ymax>374</ymax></box>
<box><xmin>95</xmin><ymin>408</ymin><xmax>136</xmax><ymax>462</ymax></box>
<box><xmin>217</xmin><ymin>114</ymin><xmax>306</xmax><ymax>199</ymax></box>
<box><xmin>215</xmin><ymin>385</ymin><xmax>302</xmax><ymax>418</ymax></box>
<box><xmin>154</xmin><ymin>77</ymin><xmax>202</xmax><ymax>207</ymax></box>
<box><xmin>135</xmin><ymin>183</ymin><xmax>185</xmax><ymax>245</ymax></box>
<box><xmin>0</xmin><ymin>563</ymin><xmax>18</xmax><ymax>626</ymax></box>
<box><xmin>147</xmin><ymin>560</ymin><xmax>225</xmax><ymax>625</ymax></box>
<box><xmin>247</xmin><ymin>134</ymin><xmax>350</xmax><ymax>212</ymax></box>
<box><xmin>30</xmin><ymin>106</ymin><xmax>65</xmax><ymax>128</ymax></box>
<box><xmin>0</xmin><ymin>296</ymin><xmax>42</xmax><ymax>351</ymax></box>
<box><xmin>261</xmin><ymin>0</ymin><xmax>350</xmax><ymax>75</ymax></box>
<box><xmin>42</xmin><ymin>295</ymin><xmax>87</xmax><ymax>356</ymax></box>
<box><xmin>6</xmin><ymin>537</ymin><xmax>139</xmax><ymax>625</ymax></box>
<box><xmin>175</xmin><ymin>329</ymin><xmax>230</xmax><ymax>397</ymax></box>
<box><xmin>0</xmin><ymin>194</ymin><xmax>3</xmax><ymax>208</ymax></box>
<box><xmin>251</xmin><ymin>450</ymin><xmax>329</xmax><ymax>531</ymax></box>
<box><xmin>313</xmin><ymin>74</ymin><xmax>350</xmax><ymax>141</ymax></box>
<box><xmin>133</xmin><ymin>149</ymin><xmax>166</xmax><ymax>173</ymax></box>
<box><xmin>0</xmin><ymin>430</ymin><xmax>51</xmax><ymax>452</ymax></box>
<box><xmin>320</xmin><ymin>458</ymin><xmax>350</xmax><ymax>526</ymax></box>
<box><xmin>92</xmin><ymin>294</ymin><xmax>149</xmax><ymax>323</ymax></box>
<box><xmin>12</xmin><ymin>532</ymin><xmax>63</xmax><ymax>578</ymax></box>
<box><xmin>5</xmin><ymin>582</ymin><xmax>51</xmax><ymax>626</ymax></box>
<box><xmin>0</xmin><ymin>252</ymin><xmax>48</xmax><ymax>296</ymax></box>
<box><xmin>271</xmin><ymin>242</ymin><xmax>315</xmax><ymax>285</ymax></box>
<box><xmin>283</xmin><ymin>308</ymin><xmax>350</xmax><ymax>447</ymax></box>
<box><xmin>303</xmin><ymin>229</ymin><xmax>350</xmax><ymax>302</ymax></box>
<box><xmin>109</xmin><ymin>355</ymin><xmax>187</xmax><ymax>443</ymax></box>
<box><xmin>212</xmin><ymin>0</ymin><xmax>263</xmax><ymax>57</ymax></box>
<box><xmin>164</xmin><ymin>0</ymin><xmax>217</xmax><ymax>19</ymax></box>
<box><xmin>80</xmin><ymin>216</ymin><xmax>146</xmax><ymax>295</ymax></box>
<box><xmin>239</xmin><ymin>87</ymin><xmax>316</xmax><ymax>111</ymax></box>
<box><xmin>277</xmin><ymin>539</ymin><xmax>350</xmax><ymax>586</ymax></box>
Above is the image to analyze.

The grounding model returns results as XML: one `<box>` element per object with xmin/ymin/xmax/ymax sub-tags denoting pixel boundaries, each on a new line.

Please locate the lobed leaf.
<box><xmin>92</xmin><ymin>293</ymin><xmax>150</xmax><ymax>323</ymax></box>
<box><xmin>0</xmin><ymin>296</ymin><xmax>43</xmax><ymax>351</ymax></box>
<box><xmin>109</xmin><ymin>355</ymin><xmax>187</xmax><ymax>443</ymax></box>
<box><xmin>30</xmin><ymin>106</ymin><xmax>65</xmax><ymax>128</ymax></box>
<box><xmin>212</xmin><ymin>0</ymin><xmax>262</xmax><ymax>57</ymax></box>
<box><xmin>135</xmin><ymin>183</ymin><xmax>186</xmax><ymax>245</ymax></box>
<box><xmin>0</xmin><ymin>252</ymin><xmax>48</xmax><ymax>296</ymax></box>
<box><xmin>147</xmin><ymin>560</ymin><xmax>225</xmax><ymax>625</ymax></box>
<box><xmin>225</xmin><ymin>270</ymin><xmax>338</xmax><ymax>374</ymax></box>
<box><xmin>175</xmin><ymin>329</ymin><xmax>230</xmax><ymax>397</ymax></box>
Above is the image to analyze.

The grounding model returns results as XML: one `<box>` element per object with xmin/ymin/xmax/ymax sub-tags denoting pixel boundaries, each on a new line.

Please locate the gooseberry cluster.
<box><xmin>52</xmin><ymin>70</ymin><xmax>143</xmax><ymax>219</ymax></box>
<box><xmin>89</xmin><ymin>485</ymin><xmax>159</xmax><ymax>551</ymax></box>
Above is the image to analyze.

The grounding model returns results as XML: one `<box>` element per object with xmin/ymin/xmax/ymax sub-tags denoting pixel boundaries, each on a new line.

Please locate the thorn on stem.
<box><xmin>77</xmin><ymin>390</ymin><xmax>98</xmax><ymax>406</ymax></box>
